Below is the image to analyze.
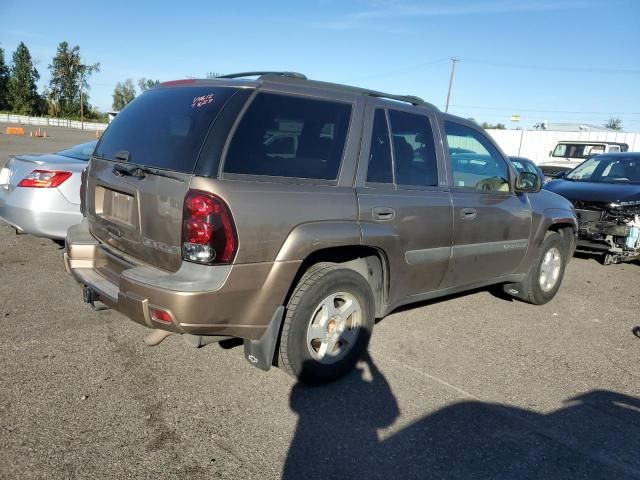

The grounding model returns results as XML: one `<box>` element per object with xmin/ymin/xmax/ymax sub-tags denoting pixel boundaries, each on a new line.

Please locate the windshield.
<box><xmin>552</xmin><ymin>143</ymin><xmax>606</xmax><ymax>159</ymax></box>
<box><xmin>566</xmin><ymin>156</ymin><xmax>640</xmax><ymax>183</ymax></box>
<box><xmin>57</xmin><ymin>141</ymin><xmax>98</xmax><ymax>161</ymax></box>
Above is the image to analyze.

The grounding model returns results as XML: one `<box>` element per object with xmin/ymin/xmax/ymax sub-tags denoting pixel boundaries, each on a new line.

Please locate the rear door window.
<box><xmin>223</xmin><ymin>93</ymin><xmax>352</xmax><ymax>180</ymax></box>
<box><xmin>94</xmin><ymin>86</ymin><xmax>239</xmax><ymax>173</ymax></box>
<box><xmin>388</xmin><ymin>110</ymin><xmax>438</xmax><ymax>187</ymax></box>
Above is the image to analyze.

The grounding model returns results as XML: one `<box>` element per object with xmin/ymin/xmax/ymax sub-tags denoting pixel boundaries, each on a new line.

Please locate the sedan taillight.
<box><xmin>181</xmin><ymin>190</ymin><xmax>237</xmax><ymax>265</ymax></box>
<box><xmin>18</xmin><ymin>169</ymin><xmax>72</xmax><ymax>188</ymax></box>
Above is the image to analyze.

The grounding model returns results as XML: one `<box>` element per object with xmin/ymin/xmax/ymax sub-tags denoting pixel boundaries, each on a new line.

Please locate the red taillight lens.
<box><xmin>182</xmin><ymin>190</ymin><xmax>237</xmax><ymax>265</ymax></box>
<box><xmin>18</xmin><ymin>169</ymin><xmax>72</xmax><ymax>188</ymax></box>
<box><xmin>149</xmin><ymin>307</ymin><xmax>172</xmax><ymax>324</ymax></box>
<box><xmin>184</xmin><ymin>218</ymin><xmax>213</xmax><ymax>243</ymax></box>
<box><xmin>185</xmin><ymin>194</ymin><xmax>214</xmax><ymax>217</ymax></box>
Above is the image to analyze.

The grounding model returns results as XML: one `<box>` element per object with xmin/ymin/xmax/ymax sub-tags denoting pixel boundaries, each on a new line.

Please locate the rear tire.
<box><xmin>506</xmin><ymin>231</ymin><xmax>567</xmax><ymax>305</ymax></box>
<box><xmin>278</xmin><ymin>263</ymin><xmax>375</xmax><ymax>385</ymax></box>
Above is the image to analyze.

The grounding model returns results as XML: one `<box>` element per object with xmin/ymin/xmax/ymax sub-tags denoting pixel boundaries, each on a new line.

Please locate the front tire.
<box><xmin>278</xmin><ymin>263</ymin><xmax>375</xmax><ymax>385</ymax></box>
<box><xmin>506</xmin><ymin>231</ymin><xmax>567</xmax><ymax>305</ymax></box>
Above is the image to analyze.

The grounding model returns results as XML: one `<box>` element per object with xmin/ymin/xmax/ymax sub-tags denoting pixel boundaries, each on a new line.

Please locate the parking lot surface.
<box><xmin>1</xmin><ymin>128</ymin><xmax>639</xmax><ymax>479</ymax></box>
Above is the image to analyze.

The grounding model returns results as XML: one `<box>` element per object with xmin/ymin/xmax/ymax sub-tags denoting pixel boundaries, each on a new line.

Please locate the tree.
<box><xmin>206</xmin><ymin>72</ymin><xmax>222</xmax><ymax>79</ymax></box>
<box><xmin>48</xmin><ymin>41</ymin><xmax>100</xmax><ymax>118</ymax></box>
<box><xmin>7</xmin><ymin>42</ymin><xmax>40</xmax><ymax>115</ymax></box>
<box><xmin>112</xmin><ymin>79</ymin><xmax>136</xmax><ymax>110</ymax></box>
<box><xmin>480</xmin><ymin>121</ymin><xmax>506</xmax><ymax>130</ymax></box>
<box><xmin>0</xmin><ymin>48</ymin><xmax>9</xmax><ymax>110</ymax></box>
<box><xmin>604</xmin><ymin>117</ymin><xmax>622</xmax><ymax>131</ymax></box>
<box><xmin>138</xmin><ymin>78</ymin><xmax>159</xmax><ymax>92</ymax></box>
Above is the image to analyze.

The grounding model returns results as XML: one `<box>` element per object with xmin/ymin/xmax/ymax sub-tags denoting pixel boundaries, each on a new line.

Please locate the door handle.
<box><xmin>372</xmin><ymin>207</ymin><xmax>395</xmax><ymax>221</ymax></box>
<box><xmin>460</xmin><ymin>208</ymin><xmax>477</xmax><ymax>220</ymax></box>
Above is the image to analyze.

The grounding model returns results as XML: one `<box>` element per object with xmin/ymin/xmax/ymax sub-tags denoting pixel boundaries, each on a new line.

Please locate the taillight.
<box><xmin>18</xmin><ymin>169</ymin><xmax>72</xmax><ymax>188</ymax></box>
<box><xmin>181</xmin><ymin>190</ymin><xmax>237</xmax><ymax>265</ymax></box>
<box><xmin>149</xmin><ymin>307</ymin><xmax>173</xmax><ymax>324</ymax></box>
<box><xmin>79</xmin><ymin>167</ymin><xmax>88</xmax><ymax>215</ymax></box>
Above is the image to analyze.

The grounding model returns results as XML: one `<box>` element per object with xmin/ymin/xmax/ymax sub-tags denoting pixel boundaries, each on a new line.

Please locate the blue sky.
<box><xmin>1</xmin><ymin>0</ymin><xmax>639</xmax><ymax>130</ymax></box>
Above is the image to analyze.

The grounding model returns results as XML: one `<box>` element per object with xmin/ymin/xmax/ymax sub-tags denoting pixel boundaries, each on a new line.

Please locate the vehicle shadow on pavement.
<box><xmin>282</xmin><ymin>353</ymin><xmax>640</xmax><ymax>480</ymax></box>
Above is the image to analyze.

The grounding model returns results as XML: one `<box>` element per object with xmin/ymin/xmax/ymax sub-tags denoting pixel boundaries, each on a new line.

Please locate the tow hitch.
<box><xmin>82</xmin><ymin>286</ymin><xmax>109</xmax><ymax>311</ymax></box>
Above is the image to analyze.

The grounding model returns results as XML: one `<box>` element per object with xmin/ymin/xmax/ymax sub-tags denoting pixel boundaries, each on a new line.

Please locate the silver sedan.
<box><xmin>0</xmin><ymin>140</ymin><xmax>97</xmax><ymax>239</ymax></box>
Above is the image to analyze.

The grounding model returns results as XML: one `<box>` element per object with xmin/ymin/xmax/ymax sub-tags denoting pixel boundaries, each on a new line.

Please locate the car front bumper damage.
<box><xmin>574</xmin><ymin>202</ymin><xmax>640</xmax><ymax>264</ymax></box>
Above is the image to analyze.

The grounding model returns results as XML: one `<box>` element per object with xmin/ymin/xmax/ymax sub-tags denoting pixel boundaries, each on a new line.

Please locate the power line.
<box><xmin>450</xmin><ymin>104</ymin><xmax>640</xmax><ymax>115</ymax></box>
<box><xmin>342</xmin><ymin>58</ymin><xmax>449</xmax><ymax>82</ymax></box>
<box><xmin>461</xmin><ymin>59</ymin><xmax>640</xmax><ymax>75</ymax></box>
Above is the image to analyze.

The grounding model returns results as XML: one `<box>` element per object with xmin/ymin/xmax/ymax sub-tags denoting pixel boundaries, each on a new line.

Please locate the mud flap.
<box><xmin>503</xmin><ymin>282</ymin><xmax>528</xmax><ymax>300</ymax></box>
<box><xmin>243</xmin><ymin>306</ymin><xmax>285</xmax><ymax>371</ymax></box>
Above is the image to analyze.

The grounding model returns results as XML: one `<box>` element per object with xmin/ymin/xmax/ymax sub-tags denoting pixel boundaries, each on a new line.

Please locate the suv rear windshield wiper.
<box><xmin>114</xmin><ymin>150</ymin><xmax>130</xmax><ymax>162</ymax></box>
<box><xmin>112</xmin><ymin>164</ymin><xmax>183</xmax><ymax>182</ymax></box>
<box><xmin>137</xmin><ymin>166</ymin><xmax>184</xmax><ymax>182</ymax></box>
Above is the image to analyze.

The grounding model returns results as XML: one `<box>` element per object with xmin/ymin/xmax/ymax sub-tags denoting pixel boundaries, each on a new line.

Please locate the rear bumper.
<box><xmin>0</xmin><ymin>186</ymin><xmax>82</xmax><ymax>239</ymax></box>
<box><xmin>65</xmin><ymin>220</ymin><xmax>300</xmax><ymax>340</ymax></box>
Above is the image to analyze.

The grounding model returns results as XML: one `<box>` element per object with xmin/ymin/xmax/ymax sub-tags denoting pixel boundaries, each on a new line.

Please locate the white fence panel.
<box><xmin>0</xmin><ymin>114</ymin><xmax>108</xmax><ymax>131</ymax></box>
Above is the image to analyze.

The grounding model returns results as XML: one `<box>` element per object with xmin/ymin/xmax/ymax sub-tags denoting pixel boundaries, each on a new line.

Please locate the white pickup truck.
<box><xmin>539</xmin><ymin>141</ymin><xmax>629</xmax><ymax>181</ymax></box>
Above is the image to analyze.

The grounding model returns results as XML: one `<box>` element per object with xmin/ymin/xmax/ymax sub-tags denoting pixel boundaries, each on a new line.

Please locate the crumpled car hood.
<box><xmin>544</xmin><ymin>179</ymin><xmax>640</xmax><ymax>205</ymax></box>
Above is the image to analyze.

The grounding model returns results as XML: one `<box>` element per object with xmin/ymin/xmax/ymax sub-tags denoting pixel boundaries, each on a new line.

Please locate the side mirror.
<box><xmin>515</xmin><ymin>171</ymin><xmax>541</xmax><ymax>193</ymax></box>
<box><xmin>548</xmin><ymin>150</ymin><xmax>552</xmax><ymax>157</ymax></box>
<box><xmin>555</xmin><ymin>171</ymin><xmax>566</xmax><ymax>179</ymax></box>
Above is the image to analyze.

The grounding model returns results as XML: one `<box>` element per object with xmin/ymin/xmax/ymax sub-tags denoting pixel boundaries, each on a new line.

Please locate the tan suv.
<box><xmin>65</xmin><ymin>72</ymin><xmax>578</xmax><ymax>384</ymax></box>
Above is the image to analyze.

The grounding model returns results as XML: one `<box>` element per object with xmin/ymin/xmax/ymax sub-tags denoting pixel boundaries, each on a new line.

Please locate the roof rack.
<box><xmin>217</xmin><ymin>71</ymin><xmax>307</xmax><ymax>80</ymax></box>
<box><xmin>216</xmin><ymin>72</ymin><xmax>438</xmax><ymax>110</ymax></box>
<box><xmin>361</xmin><ymin>90</ymin><xmax>429</xmax><ymax>107</ymax></box>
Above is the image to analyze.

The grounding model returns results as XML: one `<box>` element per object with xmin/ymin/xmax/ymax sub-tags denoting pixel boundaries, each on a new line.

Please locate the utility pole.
<box><xmin>444</xmin><ymin>57</ymin><xmax>459</xmax><ymax>113</ymax></box>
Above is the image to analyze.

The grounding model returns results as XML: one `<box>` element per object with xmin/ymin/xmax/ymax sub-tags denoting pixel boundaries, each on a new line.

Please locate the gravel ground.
<box><xmin>1</xmin><ymin>128</ymin><xmax>639</xmax><ymax>479</ymax></box>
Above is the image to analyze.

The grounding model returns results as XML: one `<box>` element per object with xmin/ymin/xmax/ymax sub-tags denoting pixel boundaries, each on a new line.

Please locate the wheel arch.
<box><xmin>285</xmin><ymin>245</ymin><xmax>389</xmax><ymax>318</ymax></box>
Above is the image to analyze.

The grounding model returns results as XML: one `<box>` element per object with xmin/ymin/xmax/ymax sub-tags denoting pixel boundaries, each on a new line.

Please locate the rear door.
<box><xmin>86</xmin><ymin>84</ymin><xmax>245</xmax><ymax>272</ymax></box>
<box><xmin>440</xmin><ymin>119</ymin><xmax>531</xmax><ymax>288</ymax></box>
<box><xmin>356</xmin><ymin>100</ymin><xmax>453</xmax><ymax>306</ymax></box>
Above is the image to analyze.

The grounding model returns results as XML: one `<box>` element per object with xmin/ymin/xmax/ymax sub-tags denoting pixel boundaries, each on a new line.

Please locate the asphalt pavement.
<box><xmin>1</xmin><ymin>126</ymin><xmax>639</xmax><ymax>479</ymax></box>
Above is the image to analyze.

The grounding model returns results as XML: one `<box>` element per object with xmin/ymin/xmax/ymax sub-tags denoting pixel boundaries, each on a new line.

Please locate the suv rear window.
<box><xmin>224</xmin><ymin>93</ymin><xmax>352</xmax><ymax>180</ymax></box>
<box><xmin>94</xmin><ymin>86</ymin><xmax>239</xmax><ymax>173</ymax></box>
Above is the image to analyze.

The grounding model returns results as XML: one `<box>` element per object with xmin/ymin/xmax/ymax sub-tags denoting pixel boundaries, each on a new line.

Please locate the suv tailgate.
<box><xmin>85</xmin><ymin>84</ymin><xmax>243</xmax><ymax>272</ymax></box>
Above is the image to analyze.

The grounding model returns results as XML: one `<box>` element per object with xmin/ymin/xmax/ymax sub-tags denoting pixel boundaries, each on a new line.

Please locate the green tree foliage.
<box><xmin>0</xmin><ymin>48</ymin><xmax>10</xmax><ymax>110</ymax></box>
<box><xmin>480</xmin><ymin>121</ymin><xmax>506</xmax><ymax>130</ymax></box>
<box><xmin>138</xmin><ymin>78</ymin><xmax>159</xmax><ymax>92</ymax></box>
<box><xmin>112</xmin><ymin>79</ymin><xmax>136</xmax><ymax>110</ymax></box>
<box><xmin>49</xmin><ymin>41</ymin><xmax>100</xmax><ymax>118</ymax></box>
<box><xmin>7</xmin><ymin>42</ymin><xmax>40</xmax><ymax>115</ymax></box>
<box><xmin>604</xmin><ymin>117</ymin><xmax>622</xmax><ymax>131</ymax></box>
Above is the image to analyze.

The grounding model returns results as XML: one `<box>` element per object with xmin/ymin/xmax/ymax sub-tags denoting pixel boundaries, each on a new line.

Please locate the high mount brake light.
<box><xmin>181</xmin><ymin>190</ymin><xmax>237</xmax><ymax>265</ymax></box>
<box><xmin>18</xmin><ymin>170</ymin><xmax>72</xmax><ymax>188</ymax></box>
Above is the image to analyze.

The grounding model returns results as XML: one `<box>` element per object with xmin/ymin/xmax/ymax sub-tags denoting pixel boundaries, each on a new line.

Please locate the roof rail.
<box><xmin>216</xmin><ymin>72</ymin><xmax>438</xmax><ymax>110</ymax></box>
<box><xmin>362</xmin><ymin>90</ymin><xmax>431</xmax><ymax>107</ymax></box>
<box><xmin>217</xmin><ymin>71</ymin><xmax>307</xmax><ymax>80</ymax></box>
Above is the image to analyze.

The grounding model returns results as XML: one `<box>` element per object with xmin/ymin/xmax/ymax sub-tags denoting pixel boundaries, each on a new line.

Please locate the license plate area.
<box><xmin>0</xmin><ymin>167</ymin><xmax>9</xmax><ymax>185</ymax></box>
<box><xmin>95</xmin><ymin>186</ymin><xmax>136</xmax><ymax>226</ymax></box>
